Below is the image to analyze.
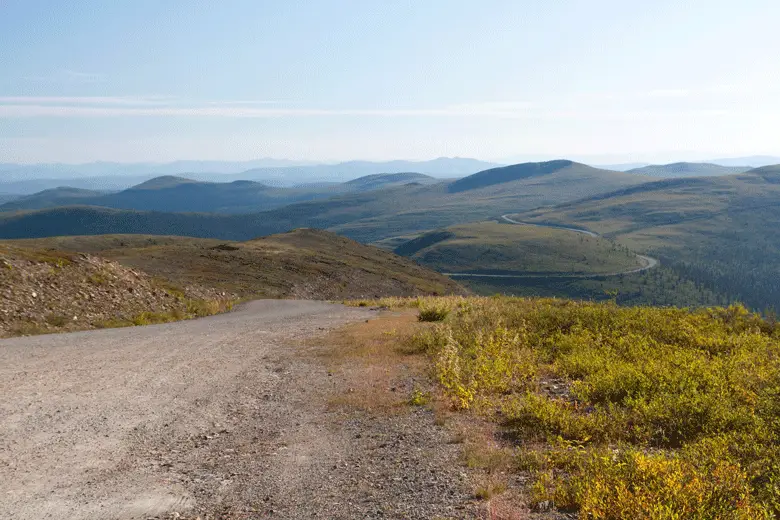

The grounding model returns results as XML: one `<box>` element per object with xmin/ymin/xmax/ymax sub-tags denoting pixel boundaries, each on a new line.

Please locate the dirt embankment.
<box><xmin>0</xmin><ymin>246</ymin><xmax>231</xmax><ymax>337</ymax></box>
<box><xmin>0</xmin><ymin>229</ymin><xmax>465</xmax><ymax>337</ymax></box>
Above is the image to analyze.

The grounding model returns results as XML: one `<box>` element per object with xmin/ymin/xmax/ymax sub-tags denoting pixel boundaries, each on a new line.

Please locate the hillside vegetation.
<box><xmin>626</xmin><ymin>162</ymin><xmax>750</xmax><ymax>178</ymax></box>
<box><xmin>447</xmin><ymin>160</ymin><xmax>631</xmax><ymax>192</ymax></box>
<box><xmin>0</xmin><ymin>176</ymin><xmax>344</xmax><ymax>214</ymax></box>
<box><xmin>9</xmin><ymin>229</ymin><xmax>463</xmax><ymax>300</ymax></box>
<box><xmin>0</xmin><ymin>161</ymin><xmax>651</xmax><ymax>244</ymax></box>
<box><xmin>357</xmin><ymin>296</ymin><xmax>780</xmax><ymax>518</ymax></box>
<box><xmin>0</xmin><ymin>172</ymin><xmax>440</xmax><ymax>214</ymax></box>
<box><xmin>342</xmin><ymin>172</ymin><xmax>439</xmax><ymax>191</ymax></box>
<box><xmin>511</xmin><ymin>166</ymin><xmax>780</xmax><ymax>310</ymax></box>
<box><xmin>394</xmin><ymin>221</ymin><xmax>642</xmax><ymax>275</ymax></box>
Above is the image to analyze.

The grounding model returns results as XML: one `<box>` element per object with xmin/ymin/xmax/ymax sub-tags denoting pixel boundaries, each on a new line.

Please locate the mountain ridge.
<box><xmin>627</xmin><ymin>162</ymin><xmax>750</xmax><ymax>178</ymax></box>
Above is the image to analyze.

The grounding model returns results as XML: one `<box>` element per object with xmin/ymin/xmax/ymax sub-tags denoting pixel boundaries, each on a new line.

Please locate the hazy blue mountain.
<box><xmin>0</xmin><ymin>160</ymin><xmax>649</xmax><ymax>243</ymax></box>
<box><xmin>0</xmin><ymin>159</ymin><xmax>315</xmax><ymax>181</ymax></box>
<box><xmin>0</xmin><ymin>172</ymin><xmax>442</xmax><ymax>214</ymax></box>
<box><xmin>227</xmin><ymin>157</ymin><xmax>500</xmax><ymax>184</ymax></box>
<box><xmin>705</xmin><ymin>156</ymin><xmax>780</xmax><ymax>168</ymax></box>
<box><xmin>0</xmin><ymin>177</ymin><xmax>337</xmax><ymax>214</ymax></box>
<box><xmin>447</xmin><ymin>160</ymin><xmax>632</xmax><ymax>193</ymax></box>
<box><xmin>596</xmin><ymin>163</ymin><xmax>652</xmax><ymax>171</ymax></box>
<box><xmin>0</xmin><ymin>176</ymin><xmax>160</xmax><ymax>195</ymax></box>
<box><xmin>626</xmin><ymin>162</ymin><xmax>751</xmax><ymax>178</ymax></box>
<box><xmin>343</xmin><ymin>172</ymin><xmax>438</xmax><ymax>191</ymax></box>
<box><xmin>0</xmin><ymin>188</ymin><xmax>107</xmax><ymax>212</ymax></box>
<box><xmin>0</xmin><ymin>157</ymin><xmax>499</xmax><ymax>194</ymax></box>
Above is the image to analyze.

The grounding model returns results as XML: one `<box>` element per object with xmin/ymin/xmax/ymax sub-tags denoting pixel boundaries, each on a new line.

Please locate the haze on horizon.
<box><xmin>1</xmin><ymin>0</ymin><xmax>778</xmax><ymax>165</ymax></box>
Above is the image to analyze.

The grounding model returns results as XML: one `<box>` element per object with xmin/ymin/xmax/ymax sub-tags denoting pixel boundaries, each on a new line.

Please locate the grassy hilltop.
<box><xmin>9</xmin><ymin>229</ymin><xmax>462</xmax><ymax>300</ymax></box>
<box><xmin>392</xmin><ymin>221</ymin><xmax>642</xmax><ymax>275</ymax></box>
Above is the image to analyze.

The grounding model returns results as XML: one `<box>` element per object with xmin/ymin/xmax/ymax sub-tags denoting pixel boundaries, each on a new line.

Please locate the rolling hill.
<box><xmin>0</xmin><ymin>157</ymin><xmax>499</xmax><ymax>194</ymax></box>
<box><xmin>232</xmin><ymin>157</ymin><xmax>501</xmax><ymax>183</ymax></box>
<box><xmin>626</xmin><ymin>162</ymin><xmax>750</xmax><ymax>177</ymax></box>
<box><xmin>508</xmin><ymin>165</ymin><xmax>780</xmax><ymax>309</ymax></box>
<box><xmin>0</xmin><ymin>160</ymin><xmax>652</xmax><ymax>243</ymax></box>
<box><xmin>0</xmin><ymin>177</ymin><xmax>337</xmax><ymax>214</ymax></box>
<box><xmin>308</xmin><ymin>160</ymin><xmax>648</xmax><ymax>242</ymax></box>
<box><xmin>394</xmin><ymin>221</ymin><xmax>643</xmax><ymax>275</ymax></box>
<box><xmin>343</xmin><ymin>172</ymin><xmax>438</xmax><ymax>191</ymax></box>
<box><xmin>448</xmin><ymin>160</ymin><xmax>605</xmax><ymax>192</ymax></box>
<box><xmin>0</xmin><ymin>187</ymin><xmax>108</xmax><ymax>212</ymax></box>
<box><xmin>0</xmin><ymin>228</ymin><xmax>463</xmax><ymax>336</ymax></box>
<box><xmin>7</xmin><ymin>229</ymin><xmax>464</xmax><ymax>300</ymax></box>
<box><xmin>0</xmin><ymin>173</ymin><xmax>438</xmax><ymax>214</ymax></box>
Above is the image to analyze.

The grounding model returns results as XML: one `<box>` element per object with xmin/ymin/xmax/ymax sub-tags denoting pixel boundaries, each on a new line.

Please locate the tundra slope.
<box><xmin>435</xmin><ymin>217</ymin><xmax>658</xmax><ymax>280</ymax></box>
<box><xmin>510</xmin><ymin>165</ymin><xmax>780</xmax><ymax>309</ymax></box>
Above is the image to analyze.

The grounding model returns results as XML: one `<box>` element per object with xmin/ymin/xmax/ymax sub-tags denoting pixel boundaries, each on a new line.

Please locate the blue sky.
<box><xmin>1</xmin><ymin>0</ymin><xmax>779</xmax><ymax>163</ymax></box>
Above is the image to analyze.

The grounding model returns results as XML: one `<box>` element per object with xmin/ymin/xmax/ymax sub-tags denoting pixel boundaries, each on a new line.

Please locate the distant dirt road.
<box><xmin>0</xmin><ymin>301</ymin><xmax>474</xmax><ymax>520</ymax></box>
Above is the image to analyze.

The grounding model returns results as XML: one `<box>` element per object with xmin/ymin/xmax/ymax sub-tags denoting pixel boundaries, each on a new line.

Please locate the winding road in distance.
<box><xmin>442</xmin><ymin>215</ymin><xmax>658</xmax><ymax>280</ymax></box>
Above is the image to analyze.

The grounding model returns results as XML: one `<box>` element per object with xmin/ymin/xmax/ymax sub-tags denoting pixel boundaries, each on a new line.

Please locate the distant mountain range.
<box><xmin>506</xmin><ymin>155</ymin><xmax>780</xmax><ymax>170</ymax></box>
<box><xmin>704</xmin><ymin>156</ymin><xmax>780</xmax><ymax>167</ymax></box>
<box><xmin>0</xmin><ymin>159</ymin><xmax>315</xmax><ymax>181</ymax></box>
<box><xmin>625</xmin><ymin>162</ymin><xmax>751</xmax><ymax>178</ymax></box>
<box><xmin>3</xmin><ymin>156</ymin><xmax>779</xmax><ymax>195</ymax></box>
<box><xmin>596</xmin><ymin>163</ymin><xmax>652</xmax><ymax>171</ymax></box>
<box><xmin>0</xmin><ymin>160</ymin><xmax>648</xmax><ymax>243</ymax></box>
<box><xmin>0</xmin><ymin>173</ymin><xmax>441</xmax><ymax>214</ymax></box>
<box><xmin>0</xmin><ymin>157</ymin><xmax>500</xmax><ymax>194</ymax></box>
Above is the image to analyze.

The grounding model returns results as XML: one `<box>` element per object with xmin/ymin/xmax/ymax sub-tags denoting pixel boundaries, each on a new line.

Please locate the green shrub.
<box><xmin>378</xmin><ymin>296</ymin><xmax>780</xmax><ymax>517</ymax></box>
<box><xmin>418</xmin><ymin>303</ymin><xmax>450</xmax><ymax>322</ymax></box>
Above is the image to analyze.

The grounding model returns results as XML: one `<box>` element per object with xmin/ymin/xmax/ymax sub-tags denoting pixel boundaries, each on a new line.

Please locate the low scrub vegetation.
<box><xmin>418</xmin><ymin>300</ymin><xmax>451</xmax><ymax>322</ymax></box>
<box><xmin>94</xmin><ymin>299</ymin><xmax>235</xmax><ymax>330</ymax></box>
<box><xmin>354</xmin><ymin>296</ymin><xmax>780</xmax><ymax>518</ymax></box>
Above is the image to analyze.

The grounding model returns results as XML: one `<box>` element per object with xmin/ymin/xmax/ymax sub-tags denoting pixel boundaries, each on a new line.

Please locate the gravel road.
<box><xmin>0</xmin><ymin>300</ymin><xmax>476</xmax><ymax>520</ymax></box>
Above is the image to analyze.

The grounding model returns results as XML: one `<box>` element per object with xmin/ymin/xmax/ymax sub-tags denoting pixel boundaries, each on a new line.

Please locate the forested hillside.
<box><xmin>511</xmin><ymin>166</ymin><xmax>780</xmax><ymax>310</ymax></box>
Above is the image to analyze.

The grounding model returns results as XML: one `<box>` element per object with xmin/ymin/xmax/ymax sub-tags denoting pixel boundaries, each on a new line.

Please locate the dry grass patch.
<box><xmin>314</xmin><ymin>311</ymin><xmax>432</xmax><ymax>414</ymax></box>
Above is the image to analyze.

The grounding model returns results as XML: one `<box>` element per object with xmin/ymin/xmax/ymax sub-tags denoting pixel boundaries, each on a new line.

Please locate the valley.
<box><xmin>3</xmin><ymin>159</ymin><xmax>780</xmax><ymax>311</ymax></box>
<box><xmin>0</xmin><ymin>160</ymin><xmax>648</xmax><ymax>242</ymax></box>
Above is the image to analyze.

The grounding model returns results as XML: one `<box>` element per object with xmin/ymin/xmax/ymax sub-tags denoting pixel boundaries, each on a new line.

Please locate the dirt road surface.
<box><xmin>0</xmin><ymin>301</ymin><xmax>476</xmax><ymax>520</ymax></box>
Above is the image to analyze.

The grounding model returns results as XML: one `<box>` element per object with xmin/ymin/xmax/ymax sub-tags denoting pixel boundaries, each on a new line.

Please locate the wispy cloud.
<box><xmin>0</xmin><ymin>96</ymin><xmax>174</xmax><ymax>106</ymax></box>
<box><xmin>0</xmin><ymin>96</ymin><xmax>750</xmax><ymax>120</ymax></box>
<box><xmin>0</xmin><ymin>97</ymin><xmax>536</xmax><ymax>118</ymax></box>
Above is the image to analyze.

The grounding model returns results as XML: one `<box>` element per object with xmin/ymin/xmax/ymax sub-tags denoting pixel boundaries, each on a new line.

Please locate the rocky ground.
<box><xmin>0</xmin><ymin>245</ymin><xmax>231</xmax><ymax>337</ymax></box>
